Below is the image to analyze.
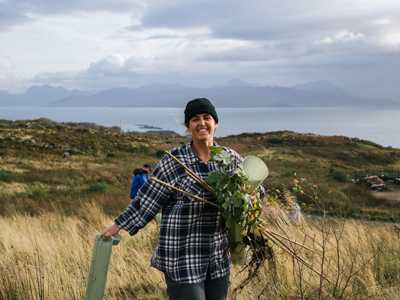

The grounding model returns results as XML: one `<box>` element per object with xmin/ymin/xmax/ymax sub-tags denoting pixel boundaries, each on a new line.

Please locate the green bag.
<box><xmin>84</xmin><ymin>234</ymin><xmax>121</xmax><ymax>300</ymax></box>
<box><xmin>228</xmin><ymin>220</ymin><xmax>246</xmax><ymax>265</ymax></box>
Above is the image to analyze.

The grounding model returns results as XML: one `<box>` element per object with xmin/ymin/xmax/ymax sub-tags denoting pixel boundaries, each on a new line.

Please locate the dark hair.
<box><xmin>143</xmin><ymin>163</ymin><xmax>151</xmax><ymax>170</ymax></box>
<box><xmin>133</xmin><ymin>168</ymin><xmax>141</xmax><ymax>176</ymax></box>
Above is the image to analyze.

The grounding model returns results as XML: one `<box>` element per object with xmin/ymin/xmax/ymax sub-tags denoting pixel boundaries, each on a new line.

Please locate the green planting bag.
<box><xmin>84</xmin><ymin>234</ymin><xmax>121</xmax><ymax>300</ymax></box>
<box><xmin>228</xmin><ymin>220</ymin><xmax>246</xmax><ymax>265</ymax></box>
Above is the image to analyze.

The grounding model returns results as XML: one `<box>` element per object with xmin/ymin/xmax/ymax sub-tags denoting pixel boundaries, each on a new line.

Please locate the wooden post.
<box><xmin>84</xmin><ymin>234</ymin><xmax>121</xmax><ymax>300</ymax></box>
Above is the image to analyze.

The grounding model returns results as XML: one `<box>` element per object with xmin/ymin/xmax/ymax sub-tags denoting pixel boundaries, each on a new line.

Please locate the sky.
<box><xmin>0</xmin><ymin>0</ymin><xmax>400</xmax><ymax>98</ymax></box>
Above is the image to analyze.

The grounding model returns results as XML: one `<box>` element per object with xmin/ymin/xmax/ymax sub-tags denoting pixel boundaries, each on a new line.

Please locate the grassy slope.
<box><xmin>2</xmin><ymin>119</ymin><xmax>400</xmax><ymax>299</ymax></box>
<box><xmin>1</xmin><ymin>203</ymin><xmax>400</xmax><ymax>300</ymax></box>
<box><xmin>219</xmin><ymin>131</ymin><xmax>400</xmax><ymax>221</ymax></box>
<box><xmin>1</xmin><ymin>119</ymin><xmax>400</xmax><ymax>221</ymax></box>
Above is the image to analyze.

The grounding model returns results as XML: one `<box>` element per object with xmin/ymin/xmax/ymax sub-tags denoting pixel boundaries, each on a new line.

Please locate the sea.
<box><xmin>0</xmin><ymin>106</ymin><xmax>399</xmax><ymax>148</ymax></box>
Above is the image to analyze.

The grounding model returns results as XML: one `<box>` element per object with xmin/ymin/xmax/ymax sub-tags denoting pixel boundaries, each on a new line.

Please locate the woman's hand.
<box><xmin>101</xmin><ymin>223</ymin><xmax>120</xmax><ymax>237</ymax></box>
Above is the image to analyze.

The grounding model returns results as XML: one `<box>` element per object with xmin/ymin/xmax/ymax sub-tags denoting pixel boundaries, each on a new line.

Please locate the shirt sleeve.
<box><xmin>115</xmin><ymin>157</ymin><xmax>172</xmax><ymax>235</ymax></box>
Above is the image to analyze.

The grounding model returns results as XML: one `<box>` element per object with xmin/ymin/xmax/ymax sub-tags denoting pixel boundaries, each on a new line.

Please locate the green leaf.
<box><xmin>209</xmin><ymin>146</ymin><xmax>223</xmax><ymax>157</ymax></box>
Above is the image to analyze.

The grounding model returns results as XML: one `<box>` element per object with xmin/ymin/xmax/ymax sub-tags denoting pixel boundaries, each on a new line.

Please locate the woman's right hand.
<box><xmin>101</xmin><ymin>223</ymin><xmax>120</xmax><ymax>237</ymax></box>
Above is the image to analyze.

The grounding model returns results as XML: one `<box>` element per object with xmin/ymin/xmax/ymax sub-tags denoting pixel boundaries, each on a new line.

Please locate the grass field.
<box><xmin>1</xmin><ymin>202</ymin><xmax>400</xmax><ymax>299</ymax></box>
<box><xmin>1</xmin><ymin>119</ymin><xmax>400</xmax><ymax>299</ymax></box>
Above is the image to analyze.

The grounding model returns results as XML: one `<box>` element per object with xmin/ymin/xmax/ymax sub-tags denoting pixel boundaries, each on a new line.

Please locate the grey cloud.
<box><xmin>138</xmin><ymin>1</ymin><xmax>226</xmax><ymax>30</ymax></box>
<box><xmin>86</xmin><ymin>56</ymin><xmax>126</xmax><ymax>76</ymax></box>
<box><xmin>313</xmin><ymin>53</ymin><xmax>400</xmax><ymax>99</ymax></box>
<box><xmin>12</xmin><ymin>0</ymin><xmax>140</xmax><ymax>14</ymax></box>
<box><xmin>137</xmin><ymin>0</ymin><xmax>394</xmax><ymax>41</ymax></box>
<box><xmin>3</xmin><ymin>0</ymin><xmax>400</xmax><ymax>99</ymax></box>
<box><xmin>0</xmin><ymin>5</ymin><xmax>31</xmax><ymax>30</ymax></box>
<box><xmin>199</xmin><ymin>40</ymin><xmax>316</xmax><ymax>63</ymax></box>
<box><xmin>198</xmin><ymin>34</ymin><xmax>377</xmax><ymax>66</ymax></box>
<box><xmin>0</xmin><ymin>0</ymin><xmax>141</xmax><ymax>30</ymax></box>
<box><xmin>14</xmin><ymin>47</ymin><xmax>400</xmax><ymax>100</ymax></box>
<box><xmin>29</xmin><ymin>68</ymin><xmax>220</xmax><ymax>92</ymax></box>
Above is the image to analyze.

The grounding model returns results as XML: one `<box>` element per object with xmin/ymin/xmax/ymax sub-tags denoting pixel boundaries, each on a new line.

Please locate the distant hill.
<box><xmin>1</xmin><ymin>81</ymin><xmax>399</xmax><ymax>107</ymax></box>
<box><xmin>0</xmin><ymin>85</ymin><xmax>88</xmax><ymax>106</ymax></box>
<box><xmin>294</xmin><ymin>80</ymin><xmax>349</xmax><ymax>97</ymax></box>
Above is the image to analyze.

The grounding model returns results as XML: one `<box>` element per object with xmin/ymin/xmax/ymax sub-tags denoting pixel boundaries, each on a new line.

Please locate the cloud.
<box><xmin>136</xmin><ymin>1</ymin><xmax>400</xmax><ymax>40</ymax></box>
<box><xmin>7</xmin><ymin>45</ymin><xmax>399</xmax><ymax>100</ymax></box>
<box><xmin>132</xmin><ymin>0</ymin><xmax>400</xmax><ymax>74</ymax></box>
<box><xmin>0</xmin><ymin>5</ymin><xmax>31</xmax><ymax>30</ymax></box>
<box><xmin>371</xmin><ymin>18</ymin><xmax>393</xmax><ymax>26</ymax></box>
<box><xmin>199</xmin><ymin>40</ymin><xmax>312</xmax><ymax>63</ymax></box>
<box><xmin>2</xmin><ymin>0</ymin><xmax>400</xmax><ymax>99</ymax></box>
<box><xmin>7</xmin><ymin>0</ymin><xmax>140</xmax><ymax>14</ymax></box>
<box><xmin>0</xmin><ymin>0</ymin><xmax>142</xmax><ymax>30</ymax></box>
<box><xmin>317</xmin><ymin>30</ymin><xmax>365</xmax><ymax>45</ymax></box>
<box><xmin>87</xmin><ymin>55</ymin><xmax>127</xmax><ymax>75</ymax></box>
<box><xmin>381</xmin><ymin>31</ymin><xmax>400</xmax><ymax>48</ymax></box>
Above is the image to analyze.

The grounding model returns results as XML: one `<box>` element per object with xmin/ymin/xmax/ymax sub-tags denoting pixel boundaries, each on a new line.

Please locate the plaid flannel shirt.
<box><xmin>115</xmin><ymin>142</ymin><xmax>243</xmax><ymax>284</ymax></box>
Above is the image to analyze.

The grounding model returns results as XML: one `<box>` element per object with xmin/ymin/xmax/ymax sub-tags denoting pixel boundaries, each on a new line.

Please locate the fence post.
<box><xmin>84</xmin><ymin>234</ymin><xmax>121</xmax><ymax>300</ymax></box>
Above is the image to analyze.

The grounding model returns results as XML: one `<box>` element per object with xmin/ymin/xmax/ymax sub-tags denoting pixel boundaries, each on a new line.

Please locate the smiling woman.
<box><xmin>184</xmin><ymin>98</ymin><xmax>219</xmax><ymax>160</ymax></box>
<box><xmin>102</xmin><ymin>98</ymin><xmax>243</xmax><ymax>300</ymax></box>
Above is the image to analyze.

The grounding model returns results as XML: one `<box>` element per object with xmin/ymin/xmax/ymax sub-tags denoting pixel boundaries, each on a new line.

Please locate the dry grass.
<box><xmin>0</xmin><ymin>203</ymin><xmax>165</xmax><ymax>300</ymax></box>
<box><xmin>1</xmin><ymin>203</ymin><xmax>400</xmax><ymax>300</ymax></box>
<box><xmin>0</xmin><ymin>182</ymin><xmax>28</xmax><ymax>195</ymax></box>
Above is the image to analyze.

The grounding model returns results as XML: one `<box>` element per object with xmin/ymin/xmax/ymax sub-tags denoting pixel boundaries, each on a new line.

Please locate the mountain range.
<box><xmin>0</xmin><ymin>80</ymin><xmax>399</xmax><ymax>107</ymax></box>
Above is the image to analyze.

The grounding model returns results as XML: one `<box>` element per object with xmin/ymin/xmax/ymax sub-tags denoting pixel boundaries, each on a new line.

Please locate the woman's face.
<box><xmin>187</xmin><ymin>113</ymin><xmax>218</xmax><ymax>142</ymax></box>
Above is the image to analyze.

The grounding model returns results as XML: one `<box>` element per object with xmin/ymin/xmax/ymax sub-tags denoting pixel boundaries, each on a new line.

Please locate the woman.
<box><xmin>102</xmin><ymin>98</ymin><xmax>243</xmax><ymax>300</ymax></box>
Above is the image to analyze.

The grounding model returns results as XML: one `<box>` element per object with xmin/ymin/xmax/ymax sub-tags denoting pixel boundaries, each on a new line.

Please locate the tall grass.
<box><xmin>1</xmin><ymin>203</ymin><xmax>400</xmax><ymax>299</ymax></box>
<box><xmin>0</xmin><ymin>203</ymin><xmax>165</xmax><ymax>300</ymax></box>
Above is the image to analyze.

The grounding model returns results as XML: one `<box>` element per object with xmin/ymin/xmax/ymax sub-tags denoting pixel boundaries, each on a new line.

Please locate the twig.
<box><xmin>266</xmin><ymin>230</ymin><xmax>328</xmax><ymax>282</ymax></box>
<box><xmin>150</xmin><ymin>176</ymin><xmax>218</xmax><ymax>207</ymax></box>
<box><xmin>258</xmin><ymin>219</ymin><xmax>314</xmax><ymax>252</ymax></box>
<box><xmin>165</xmin><ymin>151</ymin><xmax>215</xmax><ymax>193</ymax></box>
<box><xmin>263</xmin><ymin>227</ymin><xmax>315</xmax><ymax>253</ymax></box>
<box><xmin>262</xmin><ymin>230</ymin><xmax>332</xmax><ymax>284</ymax></box>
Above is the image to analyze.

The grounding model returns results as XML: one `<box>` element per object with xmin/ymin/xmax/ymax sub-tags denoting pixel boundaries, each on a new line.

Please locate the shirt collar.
<box><xmin>185</xmin><ymin>141</ymin><xmax>220</xmax><ymax>165</ymax></box>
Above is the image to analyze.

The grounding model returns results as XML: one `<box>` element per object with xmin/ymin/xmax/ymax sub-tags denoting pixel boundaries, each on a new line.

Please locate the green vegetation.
<box><xmin>330</xmin><ymin>168</ymin><xmax>349</xmax><ymax>182</ymax></box>
<box><xmin>1</xmin><ymin>119</ymin><xmax>400</xmax><ymax>222</ymax></box>
<box><xmin>88</xmin><ymin>181</ymin><xmax>110</xmax><ymax>193</ymax></box>
<box><xmin>221</xmin><ymin>131</ymin><xmax>400</xmax><ymax>222</ymax></box>
<box><xmin>1</xmin><ymin>119</ymin><xmax>400</xmax><ymax>299</ymax></box>
<box><xmin>0</xmin><ymin>169</ymin><xmax>13</xmax><ymax>182</ymax></box>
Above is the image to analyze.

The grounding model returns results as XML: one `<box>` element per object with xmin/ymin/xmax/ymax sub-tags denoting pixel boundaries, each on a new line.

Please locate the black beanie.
<box><xmin>184</xmin><ymin>98</ymin><xmax>219</xmax><ymax>125</ymax></box>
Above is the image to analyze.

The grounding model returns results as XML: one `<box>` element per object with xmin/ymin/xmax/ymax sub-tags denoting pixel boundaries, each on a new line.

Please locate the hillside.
<box><xmin>1</xmin><ymin>118</ymin><xmax>400</xmax><ymax>221</ymax></box>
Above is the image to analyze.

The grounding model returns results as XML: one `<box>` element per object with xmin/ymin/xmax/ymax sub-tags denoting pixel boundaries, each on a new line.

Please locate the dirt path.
<box><xmin>371</xmin><ymin>184</ymin><xmax>400</xmax><ymax>201</ymax></box>
<box><xmin>372</xmin><ymin>190</ymin><xmax>400</xmax><ymax>201</ymax></box>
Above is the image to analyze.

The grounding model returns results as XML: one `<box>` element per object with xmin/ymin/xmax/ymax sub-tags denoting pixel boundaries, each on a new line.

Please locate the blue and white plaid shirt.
<box><xmin>115</xmin><ymin>142</ymin><xmax>243</xmax><ymax>284</ymax></box>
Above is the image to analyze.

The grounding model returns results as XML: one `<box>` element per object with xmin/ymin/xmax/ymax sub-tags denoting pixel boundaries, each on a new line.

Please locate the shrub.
<box><xmin>106</xmin><ymin>152</ymin><xmax>116</xmax><ymax>158</ymax></box>
<box><xmin>0</xmin><ymin>169</ymin><xmax>13</xmax><ymax>182</ymax></box>
<box><xmin>88</xmin><ymin>181</ymin><xmax>109</xmax><ymax>193</ymax></box>
<box><xmin>155</xmin><ymin>149</ymin><xmax>165</xmax><ymax>158</ymax></box>
<box><xmin>330</xmin><ymin>168</ymin><xmax>348</xmax><ymax>182</ymax></box>
<box><xmin>25</xmin><ymin>183</ymin><xmax>49</xmax><ymax>200</ymax></box>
